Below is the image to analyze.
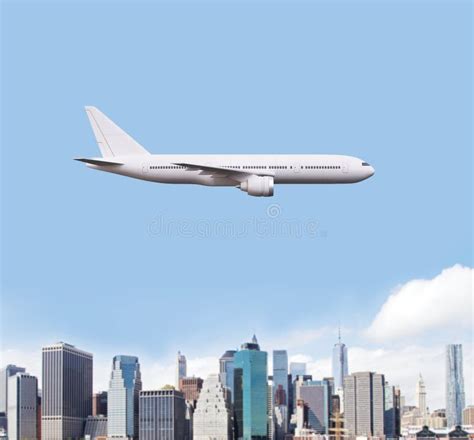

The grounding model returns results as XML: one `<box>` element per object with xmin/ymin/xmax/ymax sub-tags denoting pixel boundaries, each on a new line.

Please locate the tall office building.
<box><xmin>416</xmin><ymin>374</ymin><xmax>428</xmax><ymax>416</ymax></box>
<box><xmin>344</xmin><ymin>372</ymin><xmax>385</xmax><ymax>438</ymax></box>
<box><xmin>107</xmin><ymin>355</ymin><xmax>142</xmax><ymax>439</ymax></box>
<box><xmin>299</xmin><ymin>380</ymin><xmax>330</xmax><ymax>434</ymax></box>
<box><xmin>292</xmin><ymin>375</ymin><xmax>312</xmax><ymax>413</ymax></box>
<box><xmin>332</xmin><ymin>330</ymin><xmax>348</xmax><ymax>391</ymax></box>
<box><xmin>289</xmin><ymin>363</ymin><xmax>306</xmax><ymax>378</ymax></box>
<box><xmin>446</xmin><ymin>344</ymin><xmax>465</xmax><ymax>428</ymax></box>
<box><xmin>42</xmin><ymin>342</ymin><xmax>93</xmax><ymax>440</ymax></box>
<box><xmin>272</xmin><ymin>351</ymin><xmax>288</xmax><ymax>440</ymax></box>
<box><xmin>384</xmin><ymin>382</ymin><xmax>398</xmax><ymax>439</ymax></box>
<box><xmin>0</xmin><ymin>364</ymin><xmax>26</xmax><ymax>431</ymax></box>
<box><xmin>234</xmin><ymin>335</ymin><xmax>268</xmax><ymax>440</ymax></box>
<box><xmin>219</xmin><ymin>350</ymin><xmax>236</xmax><ymax>402</ymax></box>
<box><xmin>273</xmin><ymin>351</ymin><xmax>288</xmax><ymax>406</ymax></box>
<box><xmin>193</xmin><ymin>375</ymin><xmax>232</xmax><ymax>440</ymax></box>
<box><xmin>178</xmin><ymin>377</ymin><xmax>203</xmax><ymax>407</ymax></box>
<box><xmin>7</xmin><ymin>373</ymin><xmax>38</xmax><ymax>440</ymax></box>
<box><xmin>92</xmin><ymin>392</ymin><xmax>108</xmax><ymax>416</ymax></box>
<box><xmin>139</xmin><ymin>389</ymin><xmax>185</xmax><ymax>440</ymax></box>
<box><xmin>267</xmin><ymin>381</ymin><xmax>274</xmax><ymax>440</ymax></box>
<box><xmin>176</xmin><ymin>352</ymin><xmax>187</xmax><ymax>390</ymax></box>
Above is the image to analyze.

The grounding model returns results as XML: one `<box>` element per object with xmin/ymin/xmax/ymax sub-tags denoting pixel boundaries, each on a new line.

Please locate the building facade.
<box><xmin>446</xmin><ymin>344</ymin><xmax>465</xmax><ymax>428</ymax></box>
<box><xmin>299</xmin><ymin>380</ymin><xmax>330</xmax><ymax>434</ymax></box>
<box><xmin>416</xmin><ymin>375</ymin><xmax>428</xmax><ymax>416</ymax></box>
<box><xmin>92</xmin><ymin>392</ymin><xmax>107</xmax><ymax>417</ymax></box>
<box><xmin>332</xmin><ymin>333</ymin><xmax>348</xmax><ymax>391</ymax></box>
<box><xmin>139</xmin><ymin>389</ymin><xmax>185</xmax><ymax>440</ymax></box>
<box><xmin>178</xmin><ymin>377</ymin><xmax>203</xmax><ymax>407</ymax></box>
<box><xmin>344</xmin><ymin>372</ymin><xmax>385</xmax><ymax>438</ymax></box>
<box><xmin>384</xmin><ymin>382</ymin><xmax>399</xmax><ymax>439</ymax></box>
<box><xmin>176</xmin><ymin>352</ymin><xmax>187</xmax><ymax>390</ymax></box>
<box><xmin>84</xmin><ymin>415</ymin><xmax>107</xmax><ymax>440</ymax></box>
<box><xmin>42</xmin><ymin>342</ymin><xmax>93</xmax><ymax>440</ymax></box>
<box><xmin>193</xmin><ymin>375</ymin><xmax>232</xmax><ymax>440</ymax></box>
<box><xmin>463</xmin><ymin>406</ymin><xmax>474</xmax><ymax>426</ymax></box>
<box><xmin>234</xmin><ymin>335</ymin><xmax>268</xmax><ymax>440</ymax></box>
<box><xmin>219</xmin><ymin>351</ymin><xmax>236</xmax><ymax>403</ymax></box>
<box><xmin>107</xmin><ymin>355</ymin><xmax>142</xmax><ymax>439</ymax></box>
<box><xmin>7</xmin><ymin>373</ymin><xmax>38</xmax><ymax>440</ymax></box>
<box><xmin>273</xmin><ymin>350</ymin><xmax>288</xmax><ymax>440</ymax></box>
<box><xmin>289</xmin><ymin>363</ymin><xmax>306</xmax><ymax>379</ymax></box>
<box><xmin>0</xmin><ymin>365</ymin><xmax>26</xmax><ymax>432</ymax></box>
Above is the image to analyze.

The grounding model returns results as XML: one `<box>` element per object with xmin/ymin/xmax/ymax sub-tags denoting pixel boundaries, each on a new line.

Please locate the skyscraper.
<box><xmin>7</xmin><ymin>372</ymin><xmax>38</xmax><ymax>440</ymax></box>
<box><xmin>273</xmin><ymin>351</ymin><xmax>288</xmax><ymax>406</ymax></box>
<box><xmin>416</xmin><ymin>374</ymin><xmax>427</xmax><ymax>416</ymax></box>
<box><xmin>446</xmin><ymin>344</ymin><xmax>465</xmax><ymax>427</ymax></box>
<box><xmin>289</xmin><ymin>363</ymin><xmax>306</xmax><ymax>378</ymax></box>
<box><xmin>176</xmin><ymin>352</ymin><xmax>187</xmax><ymax>390</ymax></box>
<box><xmin>193</xmin><ymin>375</ymin><xmax>232</xmax><ymax>440</ymax></box>
<box><xmin>92</xmin><ymin>392</ymin><xmax>108</xmax><ymax>416</ymax></box>
<box><xmin>234</xmin><ymin>335</ymin><xmax>268</xmax><ymax>440</ymax></box>
<box><xmin>299</xmin><ymin>380</ymin><xmax>330</xmax><ymax>434</ymax></box>
<box><xmin>108</xmin><ymin>355</ymin><xmax>142</xmax><ymax>439</ymax></box>
<box><xmin>331</xmin><ymin>330</ymin><xmax>348</xmax><ymax>391</ymax></box>
<box><xmin>0</xmin><ymin>364</ymin><xmax>26</xmax><ymax>431</ymax></box>
<box><xmin>42</xmin><ymin>342</ymin><xmax>93</xmax><ymax>440</ymax></box>
<box><xmin>344</xmin><ymin>372</ymin><xmax>385</xmax><ymax>438</ymax></box>
<box><xmin>272</xmin><ymin>350</ymin><xmax>288</xmax><ymax>440</ymax></box>
<box><xmin>384</xmin><ymin>382</ymin><xmax>397</xmax><ymax>440</ymax></box>
<box><xmin>219</xmin><ymin>350</ymin><xmax>236</xmax><ymax>402</ymax></box>
<box><xmin>178</xmin><ymin>377</ymin><xmax>203</xmax><ymax>407</ymax></box>
<box><xmin>139</xmin><ymin>389</ymin><xmax>185</xmax><ymax>440</ymax></box>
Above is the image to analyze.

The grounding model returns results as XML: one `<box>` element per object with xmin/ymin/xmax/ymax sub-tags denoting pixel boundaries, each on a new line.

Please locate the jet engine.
<box><xmin>240</xmin><ymin>175</ymin><xmax>274</xmax><ymax>197</ymax></box>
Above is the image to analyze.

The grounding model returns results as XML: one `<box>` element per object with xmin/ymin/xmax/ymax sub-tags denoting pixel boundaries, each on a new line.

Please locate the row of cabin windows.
<box><xmin>150</xmin><ymin>165</ymin><xmax>185</xmax><ymax>169</ymax></box>
<box><xmin>150</xmin><ymin>165</ymin><xmax>341</xmax><ymax>170</ymax></box>
<box><xmin>305</xmin><ymin>165</ymin><xmax>341</xmax><ymax>169</ymax></box>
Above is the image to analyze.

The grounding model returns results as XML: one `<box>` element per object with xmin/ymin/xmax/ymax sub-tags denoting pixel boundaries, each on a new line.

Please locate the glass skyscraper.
<box><xmin>219</xmin><ymin>350</ymin><xmax>236</xmax><ymax>402</ymax></box>
<box><xmin>272</xmin><ymin>350</ymin><xmax>288</xmax><ymax>440</ymax></box>
<box><xmin>234</xmin><ymin>335</ymin><xmax>268</xmax><ymax>440</ymax></box>
<box><xmin>176</xmin><ymin>352</ymin><xmax>187</xmax><ymax>390</ymax></box>
<box><xmin>331</xmin><ymin>332</ymin><xmax>348</xmax><ymax>391</ymax></box>
<box><xmin>289</xmin><ymin>363</ymin><xmax>306</xmax><ymax>378</ymax></box>
<box><xmin>108</xmin><ymin>355</ymin><xmax>142</xmax><ymax>439</ymax></box>
<box><xmin>299</xmin><ymin>380</ymin><xmax>330</xmax><ymax>434</ymax></box>
<box><xmin>446</xmin><ymin>344</ymin><xmax>465</xmax><ymax>427</ymax></box>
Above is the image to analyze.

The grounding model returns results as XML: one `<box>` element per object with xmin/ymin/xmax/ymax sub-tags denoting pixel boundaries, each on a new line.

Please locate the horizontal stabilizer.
<box><xmin>74</xmin><ymin>157</ymin><xmax>123</xmax><ymax>166</ymax></box>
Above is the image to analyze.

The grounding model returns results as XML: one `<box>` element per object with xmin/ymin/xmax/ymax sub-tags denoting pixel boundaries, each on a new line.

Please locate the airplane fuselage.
<box><xmin>87</xmin><ymin>154</ymin><xmax>374</xmax><ymax>187</ymax></box>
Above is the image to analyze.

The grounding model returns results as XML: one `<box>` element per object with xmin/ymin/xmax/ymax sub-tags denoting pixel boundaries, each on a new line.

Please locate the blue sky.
<box><xmin>1</xmin><ymin>0</ymin><xmax>472</xmax><ymax>408</ymax></box>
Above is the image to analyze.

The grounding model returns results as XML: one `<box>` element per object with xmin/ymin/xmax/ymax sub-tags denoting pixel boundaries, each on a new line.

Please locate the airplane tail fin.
<box><xmin>85</xmin><ymin>106</ymin><xmax>150</xmax><ymax>158</ymax></box>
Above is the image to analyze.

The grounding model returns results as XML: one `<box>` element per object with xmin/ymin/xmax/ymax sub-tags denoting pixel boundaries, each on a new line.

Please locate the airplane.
<box><xmin>75</xmin><ymin>107</ymin><xmax>375</xmax><ymax>197</ymax></box>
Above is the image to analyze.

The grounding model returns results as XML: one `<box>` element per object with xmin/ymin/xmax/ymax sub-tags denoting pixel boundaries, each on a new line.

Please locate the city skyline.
<box><xmin>2</xmin><ymin>331</ymin><xmax>472</xmax><ymax>413</ymax></box>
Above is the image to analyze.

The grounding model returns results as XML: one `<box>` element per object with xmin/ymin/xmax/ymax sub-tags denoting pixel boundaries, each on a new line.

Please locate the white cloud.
<box><xmin>366</xmin><ymin>264</ymin><xmax>473</xmax><ymax>342</ymax></box>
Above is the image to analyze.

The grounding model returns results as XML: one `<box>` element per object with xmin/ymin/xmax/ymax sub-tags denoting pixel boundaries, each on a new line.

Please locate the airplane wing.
<box><xmin>75</xmin><ymin>157</ymin><xmax>124</xmax><ymax>166</ymax></box>
<box><xmin>173</xmin><ymin>162</ymin><xmax>274</xmax><ymax>183</ymax></box>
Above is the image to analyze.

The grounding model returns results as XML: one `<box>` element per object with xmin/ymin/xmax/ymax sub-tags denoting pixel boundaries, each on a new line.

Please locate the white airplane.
<box><xmin>76</xmin><ymin>107</ymin><xmax>375</xmax><ymax>197</ymax></box>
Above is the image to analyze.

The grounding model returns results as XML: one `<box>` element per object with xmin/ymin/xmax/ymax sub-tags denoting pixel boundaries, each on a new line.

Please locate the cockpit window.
<box><xmin>362</xmin><ymin>162</ymin><xmax>371</xmax><ymax>166</ymax></box>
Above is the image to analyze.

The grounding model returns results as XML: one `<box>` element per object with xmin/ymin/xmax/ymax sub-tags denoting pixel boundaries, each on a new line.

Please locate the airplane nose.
<box><xmin>369</xmin><ymin>166</ymin><xmax>375</xmax><ymax>177</ymax></box>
